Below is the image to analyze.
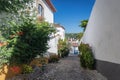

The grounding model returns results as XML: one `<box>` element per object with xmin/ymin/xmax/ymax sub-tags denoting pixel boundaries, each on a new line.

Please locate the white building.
<box><xmin>82</xmin><ymin>0</ymin><xmax>120</xmax><ymax>79</ymax></box>
<box><xmin>32</xmin><ymin>0</ymin><xmax>56</xmax><ymax>23</ymax></box>
<box><xmin>52</xmin><ymin>24</ymin><xmax>65</xmax><ymax>54</ymax></box>
<box><xmin>35</xmin><ymin>0</ymin><xmax>66</xmax><ymax>55</ymax></box>
<box><xmin>54</xmin><ymin>24</ymin><xmax>65</xmax><ymax>40</ymax></box>
<box><xmin>68</xmin><ymin>39</ymin><xmax>79</xmax><ymax>55</ymax></box>
<box><xmin>33</xmin><ymin>0</ymin><xmax>59</xmax><ymax>55</ymax></box>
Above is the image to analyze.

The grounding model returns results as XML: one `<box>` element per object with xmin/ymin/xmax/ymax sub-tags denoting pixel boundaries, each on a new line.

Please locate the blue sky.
<box><xmin>51</xmin><ymin>0</ymin><xmax>95</xmax><ymax>33</ymax></box>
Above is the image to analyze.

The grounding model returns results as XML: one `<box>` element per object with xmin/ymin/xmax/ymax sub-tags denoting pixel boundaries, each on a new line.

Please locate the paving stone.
<box><xmin>9</xmin><ymin>56</ymin><xmax>107</xmax><ymax>80</ymax></box>
<box><xmin>39</xmin><ymin>56</ymin><xmax>107</xmax><ymax>80</ymax></box>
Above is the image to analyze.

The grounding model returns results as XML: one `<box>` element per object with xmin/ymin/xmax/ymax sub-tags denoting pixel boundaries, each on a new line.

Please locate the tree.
<box><xmin>80</xmin><ymin>20</ymin><xmax>88</xmax><ymax>31</ymax></box>
<box><xmin>76</xmin><ymin>33</ymin><xmax>83</xmax><ymax>40</ymax></box>
<box><xmin>65</xmin><ymin>33</ymin><xmax>78</xmax><ymax>39</ymax></box>
<box><xmin>0</xmin><ymin>0</ymin><xmax>32</xmax><ymax>13</ymax></box>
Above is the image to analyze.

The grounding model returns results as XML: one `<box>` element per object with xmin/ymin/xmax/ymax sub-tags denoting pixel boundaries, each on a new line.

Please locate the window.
<box><xmin>38</xmin><ymin>4</ymin><xmax>43</xmax><ymax>16</ymax></box>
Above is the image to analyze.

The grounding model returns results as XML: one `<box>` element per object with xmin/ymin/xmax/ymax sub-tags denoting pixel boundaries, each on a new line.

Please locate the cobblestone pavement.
<box><xmin>38</xmin><ymin>56</ymin><xmax>107</xmax><ymax>80</ymax></box>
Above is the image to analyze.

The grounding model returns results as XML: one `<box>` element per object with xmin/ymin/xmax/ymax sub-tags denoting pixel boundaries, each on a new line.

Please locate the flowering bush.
<box><xmin>0</xmin><ymin>15</ymin><xmax>55</xmax><ymax>66</ymax></box>
<box><xmin>0</xmin><ymin>10</ymin><xmax>55</xmax><ymax>69</ymax></box>
<box><xmin>9</xmin><ymin>17</ymin><xmax>55</xmax><ymax>64</ymax></box>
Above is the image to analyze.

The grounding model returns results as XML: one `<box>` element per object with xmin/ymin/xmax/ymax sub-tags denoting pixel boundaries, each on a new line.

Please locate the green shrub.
<box><xmin>22</xmin><ymin>64</ymin><xmax>33</xmax><ymax>74</ymax></box>
<box><xmin>58</xmin><ymin>39</ymin><xmax>69</xmax><ymax>58</ymax></box>
<box><xmin>0</xmin><ymin>15</ymin><xmax>55</xmax><ymax>65</ymax></box>
<box><xmin>48</xmin><ymin>55</ymin><xmax>59</xmax><ymax>63</ymax></box>
<box><xmin>80</xmin><ymin>54</ymin><xmax>86</xmax><ymax>68</ymax></box>
<box><xmin>61</xmin><ymin>47</ymin><xmax>69</xmax><ymax>58</ymax></box>
<box><xmin>0</xmin><ymin>45</ymin><xmax>13</xmax><ymax>68</ymax></box>
<box><xmin>0</xmin><ymin>9</ymin><xmax>55</xmax><ymax>68</ymax></box>
<box><xmin>79</xmin><ymin>43</ymin><xmax>94</xmax><ymax>69</ymax></box>
<box><xmin>10</xmin><ymin>17</ymin><xmax>55</xmax><ymax>64</ymax></box>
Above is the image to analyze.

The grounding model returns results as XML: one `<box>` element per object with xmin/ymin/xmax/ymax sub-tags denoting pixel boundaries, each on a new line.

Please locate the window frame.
<box><xmin>38</xmin><ymin>4</ymin><xmax>44</xmax><ymax>16</ymax></box>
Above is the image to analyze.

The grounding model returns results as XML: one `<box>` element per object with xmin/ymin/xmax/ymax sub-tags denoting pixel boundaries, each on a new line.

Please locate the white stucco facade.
<box><xmin>68</xmin><ymin>39</ymin><xmax>79</xmax><ymax>55</ymax></box>
<box><xmin>53</xmin><ymin>24</ymin><xmax>65</xmax><ymax>52</ymax></box>
<box><xmin>39</xmin><ymin>0</ymin><xmax>57</xmax><ymax>54</ymax></box>
<box><xmin>35</xmin><ymin>0</ymin><xmax>54</xmax><ymax>23</ymax></box>
<box><xmin>82</xmin><ymin>0</ymin><xmax>120</xmax><ymax>64</ymax></box>
<box><xmin>33</xmin><ymin>0</ymin><xmax>58</xmax><ymax>54</ymax></box>
<box><xmin>56</xmin><ymin>27</ymin><xmax>65</xmax><ymax>40</ymax></box>
<box><xmin>47</xmin><ymin>37</ymin><xmax>58</xmax><ymax>54</ymax></box>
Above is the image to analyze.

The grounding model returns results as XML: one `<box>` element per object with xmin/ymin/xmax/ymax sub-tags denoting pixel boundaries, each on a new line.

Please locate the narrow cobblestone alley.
<box><xmin>39</xmin><ymin>56</ymin><xmax>107</xmax><ymax>80</ymax></box>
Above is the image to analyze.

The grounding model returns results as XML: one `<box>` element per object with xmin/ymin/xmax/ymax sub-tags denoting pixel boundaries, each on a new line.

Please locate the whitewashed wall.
<box><xmin>36</xmin><ymin>0</ymin><xmax>57</xmax><ymax>54</ymax></box>
<box><xmin>47</xmin><ymin>37</ymin><xmax>58</xmax><ymax>54</ymax></box>
<box><xmin>83</xmin><ymin>0</ymin><xmax>120</xmax><ymax>64</ymax></box>
<box><xmin>37</xmin><ymin>0</ymin><xmax>54</xmax><ymax>23</ymax></box>
<box><xmin>56</xmin><ymin>27</ymin><xmax>65</xmax><ymax>40</ymax></box>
